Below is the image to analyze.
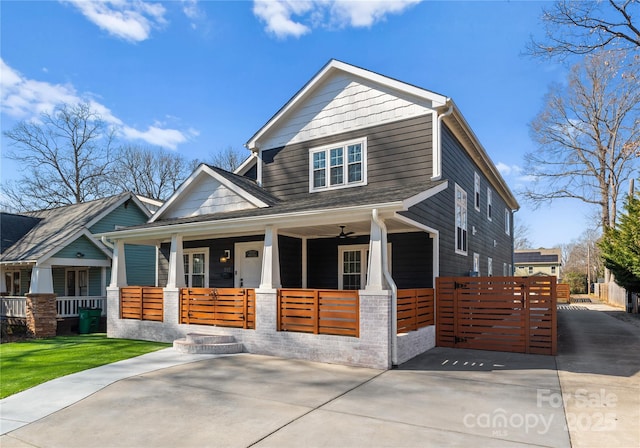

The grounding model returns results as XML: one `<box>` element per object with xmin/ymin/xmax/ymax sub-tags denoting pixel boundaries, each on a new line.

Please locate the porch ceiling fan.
<box><xmin>337</xmin><ymin>225</ymin><xmax>356</xmax><ymax>239</ymax></box>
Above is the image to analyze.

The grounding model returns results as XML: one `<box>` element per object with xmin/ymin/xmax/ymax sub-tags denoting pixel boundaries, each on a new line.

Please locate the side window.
<box><xmin>455</xmin><ymin>184</ymin><xmax>468</xmax><ymax>255</ymax></box>
<box><xmin>309</xmin><ymin>138</ymin><xmax>366</xmax><ymax>192</ymax></box>
<box><xmin>474</xmin><ymin>172</ymin><xmax>480</xmax><ymax>211</ymax></box>
<box><xmin>505</xmin><ymin>209</ymin><xmax>510</xmax><ymax>235</ymax></box>
<box><xmin>488</xmin><ymin>257</ymin><xmax>493</xmax><ymax>277</ymax></box>
<box><xmin>487</xmin><ymin>188</ymin><xmax>493</xmax><ymax>221</ymax></box>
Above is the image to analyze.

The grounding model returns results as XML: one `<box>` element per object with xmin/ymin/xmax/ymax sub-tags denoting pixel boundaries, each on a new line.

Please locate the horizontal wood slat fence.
<box><xmin>180</xmin><ymin>288</ymin><xmax>255</xmax><ymax>329</ymax></box>
<box><xmin>277</xmin><ymin>289</ymin><xmax>359</xmax><ymax>337</ymax></box>
<box><xmin>397</xmin><ymin>288</ymin><xmax>434</xmax><ymax>334</ymax></box>
<box><xmin>557</xmin><ymin>283</ymin><xmax>570</xmax><ymax>304</ymax></box>
<box><xmin>120</xmin><ymin>287</ymin><xmax>164</xmax><ymax>322</ymax></box>
<box><xmin>436</xmin><ymin>276</ymin><xmax>557</xmax><ymax>355</ymax></box>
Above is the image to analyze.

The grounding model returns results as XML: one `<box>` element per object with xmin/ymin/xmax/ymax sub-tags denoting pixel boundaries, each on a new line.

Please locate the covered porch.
<box><xmin>104</xmin><ymin>206</ymin><xmax>438</xmax><ymax>368</ymax></box>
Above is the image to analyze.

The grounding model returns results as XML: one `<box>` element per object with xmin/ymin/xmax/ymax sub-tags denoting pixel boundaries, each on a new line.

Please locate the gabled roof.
<box><xmin>99</xmin><ymin>179</ymin><xmax>447</xmax><ymax>242</ymax></box>
<box><xmin>246</xmin><ymin>59</ymin><xmax>448</xmax><ymax>151</ymax></box>
<box><xmin>149</xmin><ymin>164</ymin><xmax>278</xmax><ymax>223</ymax></box>
<box><xmin>0</xmin><ymin>192</ymin><xmax>148</xmax><ymax>264</ymax></box>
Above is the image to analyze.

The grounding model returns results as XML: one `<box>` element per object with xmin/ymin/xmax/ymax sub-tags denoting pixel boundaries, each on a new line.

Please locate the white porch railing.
<box><xmin>0</xmin><ymin>296</ymin><xmax>107</xmax><ymax>318</ymax></box>
<box><xmin>0</xmin><ymin>296</ymin><xmax>27</xmax><ymax>318</ymax></box>
<box><xmin>57</xmin><ymin>296</ymin><xmax>107</xmax><ymax>317</ymax></box>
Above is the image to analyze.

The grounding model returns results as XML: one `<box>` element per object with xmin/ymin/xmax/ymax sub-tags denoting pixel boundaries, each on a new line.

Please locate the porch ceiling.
<box><xmin>279</xmin><ymin>216</ymin><xmax>420</xmax><ymax>239</ymax></box>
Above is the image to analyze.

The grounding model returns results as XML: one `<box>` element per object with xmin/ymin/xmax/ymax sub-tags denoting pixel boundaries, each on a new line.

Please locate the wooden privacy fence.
<box><xmin>277</xmin><ymin>289</ymin><xmax>359</xmax><ymax>337</ymax></box>
<box><xmin>557</xmin><ymin>283</ymin><xmax>570</xmax><ymax>304</ymax></box>
<box><xmin>180</xmin><ymin>288</ymin><xmax>255</xmax><ymax>329</ymax></box>
<box><xmin>120</xmin><ymin>287</ymin><xmax>164</xmax><ymax>322</ymax></box>
<box><xmin>397</xmin><ymin>288</ymin><xmax>434</xmax><ymax>334</ymax></box>
<box><xmin>436</xmin><ymin>276</ymin><xmax>557</xmax><ymax>355</ymax></box>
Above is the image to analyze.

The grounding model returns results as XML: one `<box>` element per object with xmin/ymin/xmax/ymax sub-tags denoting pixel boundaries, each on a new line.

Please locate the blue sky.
<box><xmin>1</xmin><ymin>0</ymin><xmax>594</xmax><ymax>247</ymax></box>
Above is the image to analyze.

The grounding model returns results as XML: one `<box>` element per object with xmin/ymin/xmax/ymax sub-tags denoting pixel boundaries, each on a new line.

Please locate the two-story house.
<box><xmin>101</xmin><ymin>60</ymin><xmax>519</xmax><ymax>369</ymax></box>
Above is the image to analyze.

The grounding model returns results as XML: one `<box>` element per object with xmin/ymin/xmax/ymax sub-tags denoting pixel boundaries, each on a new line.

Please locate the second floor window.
<box><xmin>455</xmin><ymin>184</ymin><xmax>467</xmax><ymax>255</ymax></box>
<box><xmin>310</xmin><ymin>138</ymin><xmax>366</xmax><ymax>192</ymax></box>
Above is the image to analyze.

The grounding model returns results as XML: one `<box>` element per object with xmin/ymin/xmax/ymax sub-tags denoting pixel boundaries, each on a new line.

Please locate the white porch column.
<box><xmin>167</xmin><ymin>234</ymin><xmax>185</xmax><ymax>289</ymax></box>
<box><xmin>366</xmin><ymin>213</ymin><xmax>387</xmax><ymax>291</ymax></box>
<box><xmin>109</xmin><ymin>240</ymin><xmax>128</xmax><ymax>287</ymax></box>
<box><xmin>260</xmin><ymin>225</ymin><xmax>281</xmax><ymax>289</ymax></box>
<box><xmin>29</xmin><ymin>263</ymin><xmax>54</xmax><ymax>294</ymax></box>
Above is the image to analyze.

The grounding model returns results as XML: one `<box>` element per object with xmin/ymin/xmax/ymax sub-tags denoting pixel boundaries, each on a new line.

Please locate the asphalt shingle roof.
<box><xmin>0</xmin><ymin>192</ymin><xmax>131</xmax><ymax>263</ymax></box>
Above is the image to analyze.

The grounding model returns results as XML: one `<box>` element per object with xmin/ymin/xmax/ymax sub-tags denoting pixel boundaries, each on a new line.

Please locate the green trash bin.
<box><xmin>78</xmin><ymin>307</ymin><xmax>91</xmax><ymax>334</ymax></box>
<box><xmin>88</xmin><ymin>308</ymin><xmax>102</xmax><ymax>333</ymax></box>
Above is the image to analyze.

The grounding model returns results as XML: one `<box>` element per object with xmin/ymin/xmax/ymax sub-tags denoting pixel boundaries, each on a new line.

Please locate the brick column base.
<box><xmin>26</xmin><ymin>293</ymin><xmax>57</xmax><ymax>338</ymax></box>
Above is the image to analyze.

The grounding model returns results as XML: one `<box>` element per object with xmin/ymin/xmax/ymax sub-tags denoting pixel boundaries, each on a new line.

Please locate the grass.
<box><xmin>0</xmin><ymin>334</ymin><xmax>170</xmax><ymax>399</ymax></box>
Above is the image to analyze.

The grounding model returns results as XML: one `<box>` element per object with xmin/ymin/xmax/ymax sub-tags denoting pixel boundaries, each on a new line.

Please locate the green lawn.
<box><xmin>0</xmin><ymin>334</ymin><xmax>170</xmax><ymax>399</ymax></box>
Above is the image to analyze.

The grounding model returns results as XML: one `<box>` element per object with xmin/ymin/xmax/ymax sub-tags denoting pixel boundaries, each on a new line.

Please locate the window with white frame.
<box><xmin>505</xmin><ymin>209</ymin><xmax>510</xmax><ymax>235</ymax></box>
<box><xmin>528</xmin><ymin>266</ymin><xmax>533</xmax><ymax>275</ymax></box>
<box><xmin>66</xmin><ymin>268</ymin><xmax>89</xmax><ymax>296</ymax></box>
<box><xmin>183</xmin><ymin>248</ymin><xmax>209</xmax><ymax>288</ymax></box>
<box><xmin>338</xmin><ymin>244</ymin><xmax>391</xmax><ymax>290</ymax></box>
<box><xmin>4</xmin><ymin>270</ymin><xmax>21</xmax><ymax>295</ymax></box>
<box><xmin>503</xmin><ymin>263</ymin><xmax>508</xmax><ymax>276</ymax></box>
<box><xmin>309</xmin><ymin>138</ymin><xmax>366</xmax><ymax>192</ymax></box>
<box><xmin>488</xmin><ymin>257</ymin><xmax>493</xmax><ymax>276</ymax></box>
<box><xmin>455</xmin><ymin>184</ymin><xmax>468</xmax><ymax>255</ymax></box>
<box><xmin>474</xmin><ymin>172</ymin><xmax>480</xmax><ymax>211</ymax></box>
<box><xmin>473</xmin><ymin>253</ymin><xmax>480</xmax><ymax>274</ymax></box>
<box><xmin>487</xmin><ymin>188</ymin><xmax>493</xmax><ymax>221</ymax></box>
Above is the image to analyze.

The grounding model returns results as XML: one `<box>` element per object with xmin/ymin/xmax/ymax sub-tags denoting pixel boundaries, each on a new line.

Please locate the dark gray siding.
<box><xmin>279</xmin><ymin>236</ymin><xmax>302</xmax><ymax>288</ymax></box>
<box><xmin>158</xmin><ymin>236</ymin><xmax>264</xmax><ymax>288</ymax></box>
<box><xmin>262</xmin><ymin>114</ymin><xmax>433</xmax><ymax>200</ymax></box>
<box><xmin>400</xmin><ymin>124</ymin><xmax>514</xmax><ymax>277</ymax></box>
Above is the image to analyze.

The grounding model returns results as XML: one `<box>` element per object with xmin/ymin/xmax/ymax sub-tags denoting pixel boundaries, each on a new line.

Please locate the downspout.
<box><xmin>101</xmin><ymin>235</ymin><xmax>114</xmax><ymax>249</ymax></box>
<box><xmin>433</xmin><ymin>102</ymin><xmax>453</xmax><ymax>180</ymax></box>
<box><xmin>372</xmin><ymin>209</ymin><xmax>398</xmax><ymax>366</ymax></box>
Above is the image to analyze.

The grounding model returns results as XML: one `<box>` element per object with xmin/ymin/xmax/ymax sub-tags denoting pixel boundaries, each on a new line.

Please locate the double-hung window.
<box><xmin>487</xmin><ymin>188</ymin><xmax>493</xmax><ymax>221</ymax></box>
<box><xmin>474</xmin><ymin>172</ymin><xmax>480</xmax><ymax>211</ymax></box>
<box><xmin>455</xmin><ymin>184</ymin><xmax>468</xmax><ymax>255</ymax></box>
<box><xmin>505</xmin><ymin>209</ymin><xmax>511</xmax><ymax>235</ymax></box>
<box><xmin>338</xmin><ymin>244</ymin><xmax>391</xmax><ymax>290</ymax></box>
<box><xmin>183</xmin><ymin>248</ymin><xmax>209</xmax><ymax>288</ymax></box>
<box><xmin>4</xmin><ymin>271</ymin><xmax>21</xmax><ymax>295</ymax></box>
<box><xmin>310</xmin><ymin>138</ymin><xmax>366</xmax><ymax>192</ymax></box>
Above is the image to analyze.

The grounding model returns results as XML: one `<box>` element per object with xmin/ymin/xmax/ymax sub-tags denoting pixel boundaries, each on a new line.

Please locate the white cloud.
<box><xmin>0</xmin><ymin>59</ymin><xmax>193</xmax><ymax>150</ymax></box>
<box><xmin>253</xmin><ymin>0</ymin><xmax>422</xmax><ymax>38</ymax></box>
<box><xmin>122</xmin><ymin>125</ymin><xmax>187</xmax><ymax>149</ymax></box>
<box><xmin>62</xmin><ymin>0</ymin><xmax>167</xmax><ymax>42</ymax></box>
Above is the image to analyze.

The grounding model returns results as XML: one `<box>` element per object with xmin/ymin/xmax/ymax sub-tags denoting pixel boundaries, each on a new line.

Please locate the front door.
<box><xmin>234</xmin><ymin>242</ymin><xmax>263</xmax><ymax>288</ymax></box>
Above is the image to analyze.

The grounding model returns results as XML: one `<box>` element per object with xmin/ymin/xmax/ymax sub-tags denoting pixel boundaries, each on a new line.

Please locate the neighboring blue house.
<box><xmin>0</xmin><ymin>192</ymin><xmax>155</xmax><ymax>325</ymax></box>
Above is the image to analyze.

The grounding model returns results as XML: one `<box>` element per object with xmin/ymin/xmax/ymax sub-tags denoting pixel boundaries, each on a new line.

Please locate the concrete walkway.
<box><xmin>1</xmin><ymin>302</ymin><xmax>638</xmax><ymax>447</ymax></box>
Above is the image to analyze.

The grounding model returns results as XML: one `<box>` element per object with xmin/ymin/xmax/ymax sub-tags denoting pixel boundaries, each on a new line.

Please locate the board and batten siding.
<box><xmin>262</xmin><ymin>114</ymin><xmax>433</xmax><ymax>200</ymax></box>
<box><xmin>259</xmin><ymin>72</ymin><xmax>436</xmax><ymax>151</ymax></box>
<box><xmin>400</xmin><ymin>124</ymin><xmax>514</xmax><ymax>277</ymax></box>
<box><xmin>162</xmin><ymin>175</ymin><xmax>257</xmax><ymax>220</ymax></box>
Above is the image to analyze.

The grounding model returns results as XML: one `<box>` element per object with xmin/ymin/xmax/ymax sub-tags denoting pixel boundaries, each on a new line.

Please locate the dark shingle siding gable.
<box><xmin>0</xmin><ymin>213</ymin><xmax>41</xmax><ymax>253</ymax></box>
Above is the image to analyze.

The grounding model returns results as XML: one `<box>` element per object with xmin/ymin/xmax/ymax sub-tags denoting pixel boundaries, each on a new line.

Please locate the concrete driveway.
<box><xmin>1</xmin><ymin>302</ymin><xmax>638</xmax><ymax>448</ymax></box>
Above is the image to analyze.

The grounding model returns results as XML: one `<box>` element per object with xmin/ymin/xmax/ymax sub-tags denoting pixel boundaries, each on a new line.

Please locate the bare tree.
<box><xmin>111</xmin><ymin>146</ymin><xmax>196</xmax><ymax>201</ymax></box>
<box><xmin>514</xmin><ymin>222</ymin><xmax>535</xmax><ymax>249</ymax></box>
<box><xmin>524</xmin><ymin>50</ymin><xmax>640</xmax><ymax>236</ymax></box>
<box><xmin>3</xmin><ymin>103</ymin><xmax>116</xmax><ymax>211</ymax></box>
<box><xmin>528</xmin><ymin>0</ymin><xmax>640</xmax><ymax>59</ymax></box>
<box><xmin>208</xmin><ymin>146</ymin><xmax>248</xmax><ymax>172</ymax></box>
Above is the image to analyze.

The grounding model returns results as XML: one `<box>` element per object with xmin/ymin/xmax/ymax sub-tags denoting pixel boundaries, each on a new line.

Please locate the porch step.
<box><xmin>173</xmin><ymin>333</ymin><xmax>244</xmax><ymax>355</ymax></box>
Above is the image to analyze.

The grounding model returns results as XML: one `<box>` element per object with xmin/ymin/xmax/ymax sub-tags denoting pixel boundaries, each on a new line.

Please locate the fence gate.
<box><xmin>436</xmin><ymin>276</ymin><xmax>557</xmax><ymax>355</ymax></box>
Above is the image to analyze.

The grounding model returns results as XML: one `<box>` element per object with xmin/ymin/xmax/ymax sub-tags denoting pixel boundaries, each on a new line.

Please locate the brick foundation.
<box><xmin>26</xmin><ymin>293</ymin><xmax>57</xmax><ymax>338</ymax></box>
